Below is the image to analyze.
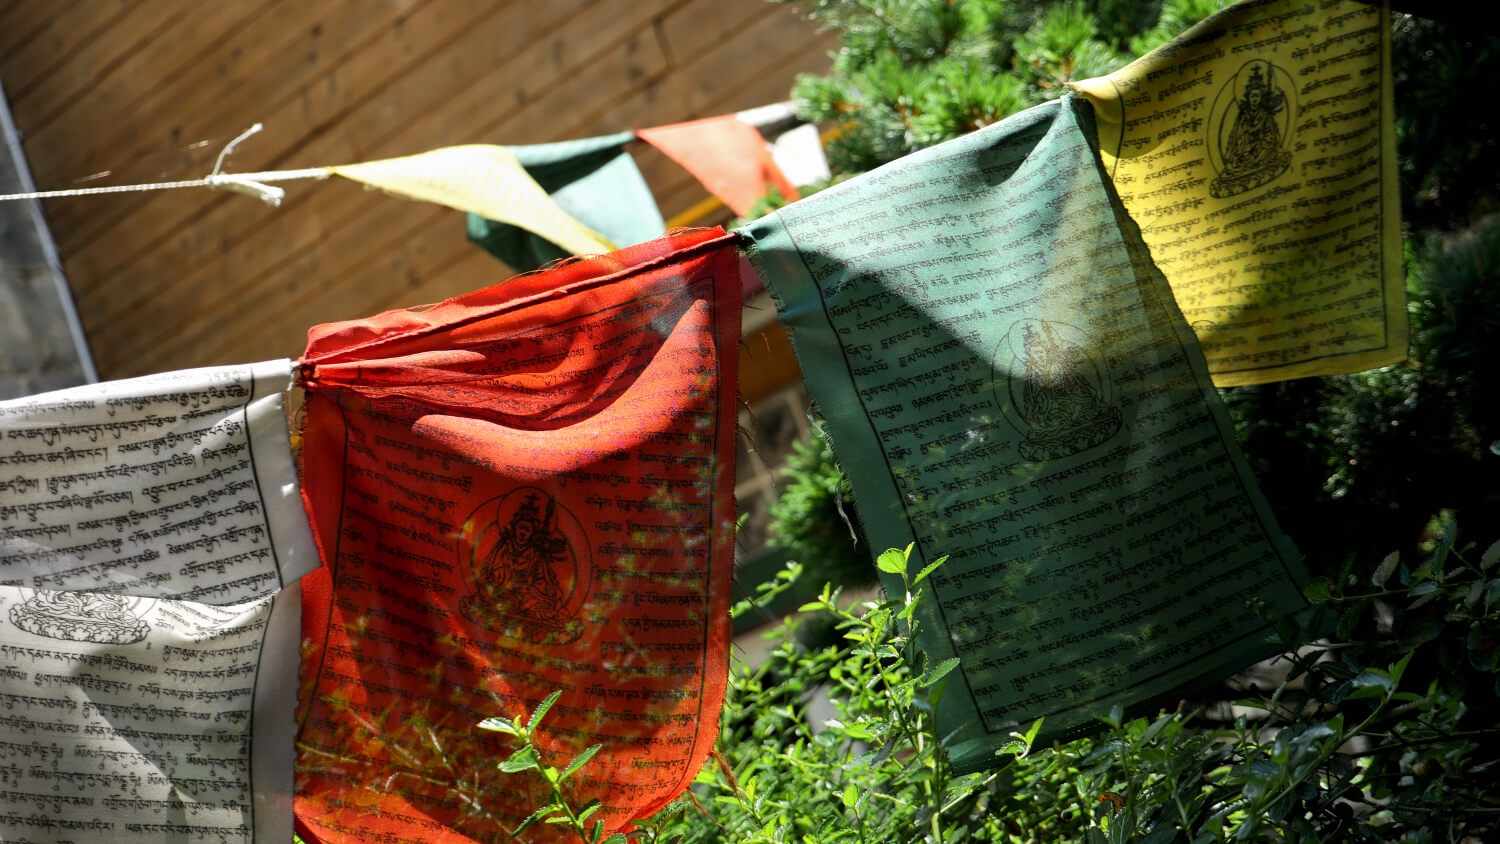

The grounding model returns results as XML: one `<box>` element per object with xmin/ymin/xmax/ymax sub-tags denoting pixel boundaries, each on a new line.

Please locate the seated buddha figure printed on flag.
<box><xmin>458</xmin><ymin>486</ymin><xmax>590</xmax><ymax>645</ymax></box>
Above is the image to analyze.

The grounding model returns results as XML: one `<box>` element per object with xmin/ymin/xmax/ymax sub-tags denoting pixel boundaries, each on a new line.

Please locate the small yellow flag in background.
<box><xmin>1074</xmin><ymin>0</ymin><xmax>1405</xmax><ymax>386</ymax></box>
<box><xmin>331</xmin><ymin>145</ymin><xmax>616</xmax><ymax>260</ymax></box>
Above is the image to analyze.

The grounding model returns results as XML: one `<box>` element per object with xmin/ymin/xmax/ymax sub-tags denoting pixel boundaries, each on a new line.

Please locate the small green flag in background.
<box><xmin>742</xmin><ymin>95</ymin><xmax>1308</xmax><ymax>770</ymax></box>
<box><xmin>467</xmin><ymin>132</ymin><xmax>665</xmax><ymax>273</ymax></box>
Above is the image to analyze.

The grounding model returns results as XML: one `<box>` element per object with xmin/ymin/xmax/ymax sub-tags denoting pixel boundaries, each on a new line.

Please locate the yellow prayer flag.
<box><xmin>330</xmin><ymin>145</ymin><xmax>616</xmax><ymax>259</ymax></box>
<box><xmin>1074</xmin><ymin>0</ymin><xmax>1404</xmax><ymax>386</ymax></box>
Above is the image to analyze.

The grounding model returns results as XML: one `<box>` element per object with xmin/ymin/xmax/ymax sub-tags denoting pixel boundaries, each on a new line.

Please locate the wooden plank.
<box><xmin>29</xmin><ymin>0</ymin><xmax>283</xmax><ymax>242</ymax></box>
<box><xmin>656</xmin><ymin>0</ymin><xmax>777</xmax><ymax>70</ymax></box>
<box><xmin>87</xmin><ymin>0</ymin><xmax>644</xmax><ymax>318</ymax></box>
<box><xmin>0</xmin><ymin>0</ymin><xmax>81</xmax><ymax>66</ymax></box>
<box><xmin>672</xmin><ymin>6</ymin><xmax>836</xmax><ymax>116</ymax></box>
<box><xmin>366</xmin><ymin>242</ymin><xmax>512</xmax><ymax>313</ymax></box>
<box><xmin>740</xmin><ymin>322</ymin><xmax>802</xmax><ymax>405</ymax></box>
<box><xmin>30</xmin><ymin>0</ymin><xmax>317</xmax><ymax>182</ymax></box>
<box><xmin>334</xmin><ymin>0</ymin><xmax>680</xmax><ymax>153</ymax></box>
<box><xmin>0</xmin><ymin>0</ymin><xmax>130</xmax><ymax>103</ymax></box>
<box><xmin>11</xmin><ymin>0</ymin><xmax>195</xmax><ymax>134</ymax></box>
<box><xmin>58</xmin><ymin>0</ymin><xmax>499</xmax><ymax>297</ymax></box>
<box><xmin>35</xmin><ymin>0</ymin><xmax>385</xmax><ymax>240</ymax></box>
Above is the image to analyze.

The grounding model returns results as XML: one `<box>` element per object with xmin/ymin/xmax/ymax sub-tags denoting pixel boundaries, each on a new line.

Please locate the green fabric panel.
<box><xmin>468</xmin><ymin>132</ymin><xmax>665</xmax><ymax>272</ymax></box>
<box><xmin>740</xmin><ymin>95</ymin><xmax>1307</xmax><ymax>772</ymax></box>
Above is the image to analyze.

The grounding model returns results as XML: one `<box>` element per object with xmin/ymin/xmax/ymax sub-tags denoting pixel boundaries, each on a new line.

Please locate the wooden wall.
<box><xmin>0</xmin><ymin>0</ymin><xmax>836</xmax><ymax>380</ymax></box>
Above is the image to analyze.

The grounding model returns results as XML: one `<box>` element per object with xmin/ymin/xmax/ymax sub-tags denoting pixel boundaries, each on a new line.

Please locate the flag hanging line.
<box><xmin>0</xmin><ymin>102</ymin><xmax>826</xmax><ymax>214</ymax></box>
<box><xmin>0</xmin><ymin>123</ymin><xmax>330</xmax><ymax>206</ymax></box>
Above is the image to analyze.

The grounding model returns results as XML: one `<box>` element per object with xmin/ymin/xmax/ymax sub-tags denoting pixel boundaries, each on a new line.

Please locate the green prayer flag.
<box><xmin>741</xmin><ymin>95</ymin><xmax>1307</xmax><ymax>770</ymax></box>
<box><xmin>468</xmin><ymin>132</ymin><xmax>665</xmax><ymax>271</ymax></box>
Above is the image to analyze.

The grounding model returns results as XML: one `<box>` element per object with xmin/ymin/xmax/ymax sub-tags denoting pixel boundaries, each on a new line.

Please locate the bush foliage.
<box><xmin>510</xmin><ymin>534</ymin><xmax>1500</xmax><ymax>842</ymax></box>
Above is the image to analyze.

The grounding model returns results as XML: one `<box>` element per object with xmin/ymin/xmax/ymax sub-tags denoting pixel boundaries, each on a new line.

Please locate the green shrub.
<box><xmin>502</xmin><ymin>531</ymin><xmax>1499</xmax><ymax>842</ymax></box>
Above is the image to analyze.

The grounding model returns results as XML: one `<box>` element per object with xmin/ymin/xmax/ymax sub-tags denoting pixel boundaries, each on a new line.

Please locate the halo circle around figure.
<box><xmin>456</xmin><ymin>487</ymin><xmax>590</xmax><ymax>645</ymax></box>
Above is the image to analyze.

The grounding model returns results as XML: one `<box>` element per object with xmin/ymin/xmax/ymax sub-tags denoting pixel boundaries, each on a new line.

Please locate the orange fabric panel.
<box><xmin>637</xmin><ymin>117</ymin><xmax>799</xmax><ymax>216</ymax></box>
<box><xmin>293</xmin><ymin>228</ymin><xmax>742</xmax><ymax>843</ymax></box>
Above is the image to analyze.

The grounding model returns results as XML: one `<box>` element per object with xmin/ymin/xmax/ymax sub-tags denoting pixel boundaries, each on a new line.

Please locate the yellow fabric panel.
<box><xmin>331</xmin><ymin>145</ymin><xmax>615</xmax><ymax>259</ymax></box>
<box><xmin>1074</xmin><ymin>0</ymin><xmax>1404</xmax><ymax>386</ymax></box>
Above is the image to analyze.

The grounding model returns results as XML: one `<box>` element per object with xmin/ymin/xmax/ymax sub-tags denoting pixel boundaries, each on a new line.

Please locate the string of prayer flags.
<box><xmin>742</xmin><ymin>94</ymin><xmax>1308</xmax><ymax>770</ymax></box>
<box><xmin>638</xmin><ymin>117</ymin><xmax>800</xmax><ymax>216</ymax></box>
<box><xmin>0</xmin><ymin>360</ymin><xmax>318</xmax><ymax>842</ymax></box>
<box><xmin>1072</xmin><ymin>0</ymin><xmax>1404</xmax><ymax>386</ymax></box>
<box><xmin>293</xmin><ymin>228</ymin><xmax>743</xmax><ymax>842</ymax></box>
<box><xmin>468</xmin><ymin>132</ymin><xmax>666</xmax><ymax>273</ymax></box>
<box><xmin>330</xmin><ymin>145</ymin><xmax>616</xmax><ymax>258</ymax></box>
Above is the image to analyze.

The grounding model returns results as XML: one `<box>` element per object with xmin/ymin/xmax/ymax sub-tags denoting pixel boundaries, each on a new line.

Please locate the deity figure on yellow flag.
<box><xmin>1211</xmin><ymin>60</ymin><xmax>1293</xmax><ymax>198</ymax></box>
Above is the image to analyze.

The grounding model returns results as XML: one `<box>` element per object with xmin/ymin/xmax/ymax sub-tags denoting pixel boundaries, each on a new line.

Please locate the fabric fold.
<box><xmin>294</xmin><ymin>228</ymin><xmax>743</xmax><ymax>843</ymax></box>
<box><xmin>468</xmin><ymin>132</ymin><xmax>666</xmax><ymax>273</ymax></box>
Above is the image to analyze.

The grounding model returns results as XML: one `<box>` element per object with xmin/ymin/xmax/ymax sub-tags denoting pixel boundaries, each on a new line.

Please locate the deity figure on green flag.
<box><xmin>1011</xmin><ymin>319</ymin><xmax>1121</xmax><ymax>461</ymax></box>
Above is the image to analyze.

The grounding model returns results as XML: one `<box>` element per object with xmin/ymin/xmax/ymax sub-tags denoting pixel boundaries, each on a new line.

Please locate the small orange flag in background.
<box><xmin>638</xmin><ymin>117</ymin><xmax>800</xmax><ymax>216</ymax></box>
<box><xmin>293</xmin><ymin>228</ymin><xmax>742</xmax><ymax>843</ymax></box>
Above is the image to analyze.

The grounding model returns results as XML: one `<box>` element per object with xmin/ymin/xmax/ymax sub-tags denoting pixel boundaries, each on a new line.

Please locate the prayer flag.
<box><xmin>0</xmin><ymin>360</ymin><xmax>317</xmax><ymax>842</ymax></box>
<box><xmin>0</xmin><ymin>359</ymin><xmax>319</xmax><ymax>598</ymax></box>
<box><xmin>736</xmin><ymin>102</ymin><xmax>833</xmax><ymax>188</ymax></box>
<box><xmin>742</xmin><ymin>95</ymin><xmax>1307</xmax><ymax>770</ymax></box>
<box><xmin>331</xmin><ymin>146</ymin><xmax>616</xmax><ymax>258</ymax></box>
<box><xmin>1073</xmin><ymin>0</ymin><xmax>1403</xmax><ymax>385</ymax></box>
<box><xmin>638</xmin><ymin>117</ymin><xmax>800</xmax><ymax>216</ymax></box>
<box><xmin>294</xmin><ymin>229</ymin><xmax>742</xmax><ymax>842</ymax></box>
<box><xmin>468</xmin><ymin>132</ymin><xmax>666</xmax><ymax>273</ymax></box>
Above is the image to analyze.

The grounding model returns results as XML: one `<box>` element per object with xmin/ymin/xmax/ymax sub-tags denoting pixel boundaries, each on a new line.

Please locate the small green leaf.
<box><xmin>1336</xmin><ymin>599</ymin><xmax>1370</xmax><ymax>640</ymax></box>
<box><xmin>877</xmin><ymin>547</ymin><xmax>908</xmax><ymax>575</ymax></box>
<box><xmin>922</xmin><ymin>657</ymin><xmax>961</xmax><ymax>687</ymax></box>
<box><xmin>1372</xmin><ymin>551</ymin><xmax>1400</xmax><ymax>587</ymax></box>
<box><xmin>499</xmin><ymin>746</ymin><xmax>538</xmax><ymax>773</ymax></box>
<box><xmin>476</xmin><ymin>717</ymin><xmax>519</xmax><ymax>736</ymax></box>
<box><xmin>1319</xmin><ymin>661</ymin><xmax>1356</xmax><ymax>681</ymax></box>
<box><xmin>1388</xmin><ymin>650</ymin><xmax>1413</xmax><ymax>687</ymax></box>
<box><xmin>1022</xmin><ymin>717</ymin><xmax>1044</xmax><ymax>746</ymax></box>
<box><xmin>1303</xmin><ymin>578</ymin><xmax>1333</xmax><ymax>603</ymax></box>
<box><xmin>1481</xmin><ymin>540</ymin><xmax>1500</xmax><ymax>570</ymax></box>
<box><xmin>1142</xmin><ymin>712</ymin><xmax>1174</xmax><ymax>743</ymax></box>
<box><xmin>510</xmin><ymin>804</ymin><xmax>558</xmax><ymax>837</ymax></box>
<box><xmin>529</xmin><ymin>689</ymin><xmax>563</xmax><ymax>728</ymax></box>
<box><xmin>913</xmin><ymin>555</ymin><xmax>948</xmax><ymax>586</ymax></box>
<box><xmin>561</xmin><ymin>744</ymin><xmax>603</xmax><ymax>780</ymax></box>
<box><xmin>841</xmin><ymin>782</ymin><xmax>857</xmax><ymax>809</ymax></box>
<box><xmin>997</xmin><ymin>739</ymin><xmax>1028</xmax><ymax>756</ymax></box>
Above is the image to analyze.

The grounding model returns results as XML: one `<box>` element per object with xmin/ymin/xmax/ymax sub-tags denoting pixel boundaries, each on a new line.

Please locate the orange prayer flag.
<box><xmin>637</xmin><ymin>117</ymin><xmax>800</xmax><ymax>216</ymax></box>
<box><xmin>293</xmin><ymin>228</ymin><xmax>742</xmax><ymax>843</ymax></box>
